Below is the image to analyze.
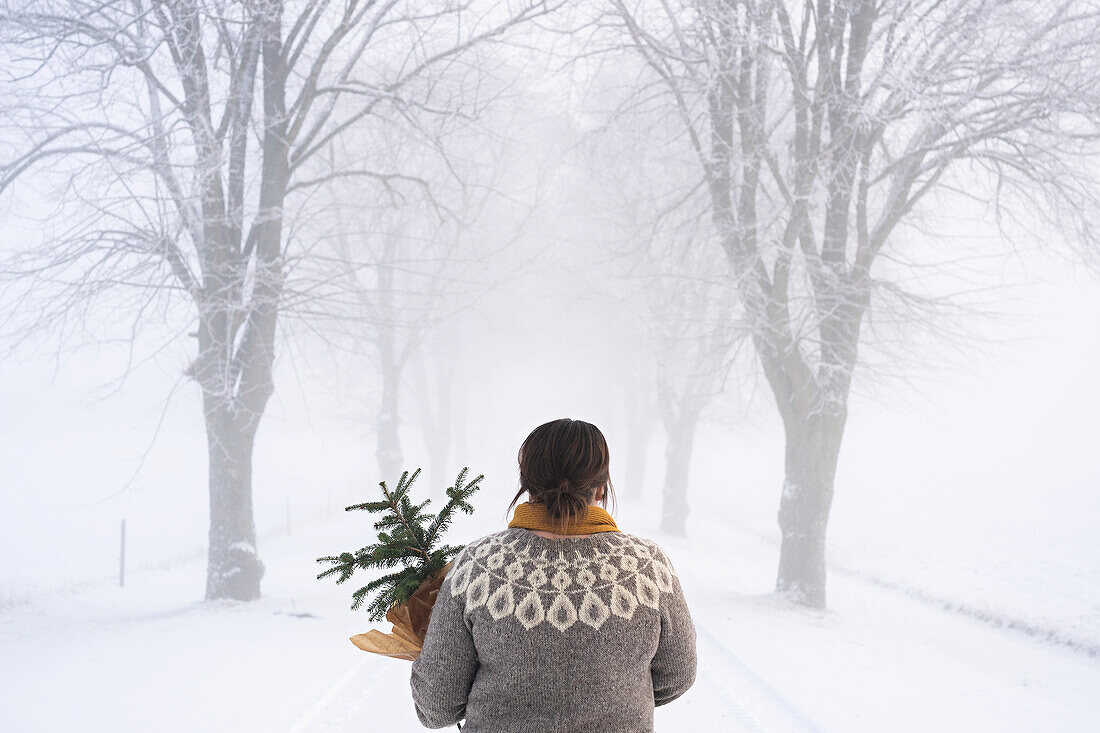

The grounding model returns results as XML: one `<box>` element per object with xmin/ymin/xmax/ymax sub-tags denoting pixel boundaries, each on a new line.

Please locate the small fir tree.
<box><xmin>317</xmin><ymin>467</ymin><xmax>483</xmax><ymax>621</ymax></box>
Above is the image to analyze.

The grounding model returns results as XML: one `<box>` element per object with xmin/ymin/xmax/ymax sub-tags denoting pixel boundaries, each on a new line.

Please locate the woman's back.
<box><xmin>410</xmin><ymin>527</ymin><xmax>697</xmax><ymax>732</ymax></box>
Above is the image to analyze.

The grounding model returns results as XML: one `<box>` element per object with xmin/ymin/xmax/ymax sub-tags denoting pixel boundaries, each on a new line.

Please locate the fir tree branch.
<box><xmin>378</xmin><ymin>470</ymin><xmax>432</xmax><ymax>563</ymax></box>
<box><xmin>316</xmin><ymin>466</ymin><xmax>482</xmax><ymax>621</ymax></box>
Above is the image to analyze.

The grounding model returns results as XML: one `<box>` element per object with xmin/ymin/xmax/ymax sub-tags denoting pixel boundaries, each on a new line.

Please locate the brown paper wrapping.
<box><xmin>349</xmin><ymin>563</ymin><xmax>451</xmax><ymax>662</ymax></box>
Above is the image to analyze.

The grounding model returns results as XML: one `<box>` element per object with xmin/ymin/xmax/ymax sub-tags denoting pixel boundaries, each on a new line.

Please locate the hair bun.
<box><xmin>511</xmin><ymin>418</ymin><xmax>615</xmax><ymax>525</ymax></box>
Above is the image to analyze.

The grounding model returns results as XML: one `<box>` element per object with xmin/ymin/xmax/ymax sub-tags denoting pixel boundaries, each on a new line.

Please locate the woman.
<box><xmin>411</xmin><ymin>418</ymin><xmax>697</xmax><ymax>731</ymax></box>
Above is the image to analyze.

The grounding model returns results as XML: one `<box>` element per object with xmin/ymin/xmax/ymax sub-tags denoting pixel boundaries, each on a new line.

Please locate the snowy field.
<box><xmin>2</xmin><ymin>501</ymin><xmax>1096</xmax><ymax>733</ymax></box>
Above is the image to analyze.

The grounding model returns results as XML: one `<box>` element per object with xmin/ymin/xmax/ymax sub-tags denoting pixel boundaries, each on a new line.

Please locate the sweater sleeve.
<box><xmin>650</xmin><ymin>550</ymin><xmax>697</xmax><ymax>707</ymax></box>
<box><xmin>409</xmin><ymin>560</ymin><xmax>479</xmax><ymax>729</ymax></box>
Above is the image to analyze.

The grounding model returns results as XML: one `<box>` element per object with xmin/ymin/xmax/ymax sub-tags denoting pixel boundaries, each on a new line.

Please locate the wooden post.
<box><xmin>119</xmin><ymin>519</ymin><xmax>126</xmax><ymax>587</ymax></box>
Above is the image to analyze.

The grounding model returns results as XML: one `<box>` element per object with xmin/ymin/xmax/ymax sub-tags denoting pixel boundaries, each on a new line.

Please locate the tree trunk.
<box><xmin>204</xmin><ymin>402</ymin><xmax>265</xmax><ymax>601</ymax></box>
<box><xmin>415</xmin><ymin>350</ymin><xmax>454</xmax><ymax>496</ymax></box>
<box><xmin>452</xmin><ymin>363</ymin><xmax>469</xmax><ymax>473</ymax></box>
<box><xmin>775</xmin><ymin>412</ymin><xmax>845</xmax><ymax>608</ymax></box>
<box><xmin>623</xmin><ymin>389</ymin><xmax>656</xmax><ymax>504</ymax></box>
<box><xmin>659</xmin><ymin>410</ymin><xmax>701</xmax><ymax>536</ymax></box>
<box><xmin>198</xmin><ymin>3</ymin><xmax>284</xmax><ymax>602</ymax></box>
<box><xmin>376</xmin><ymin>356</ymin><xmax>403</xmax><ymax>480</ymax></box>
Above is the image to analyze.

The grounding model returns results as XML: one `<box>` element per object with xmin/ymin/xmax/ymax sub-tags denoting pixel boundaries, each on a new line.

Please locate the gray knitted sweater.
<box><xmin>409</xmin><ymin>528</ymin><xmax>697</xmax><ymax>731</ymax></box>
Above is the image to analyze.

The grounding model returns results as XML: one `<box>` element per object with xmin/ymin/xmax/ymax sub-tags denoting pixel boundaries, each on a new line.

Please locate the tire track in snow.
<box><xmin>288</xmin><ymin>657</ymin><xmax>370</xmax><ymax>732</ymax></box>
<box><xmin>288</xmin><ymin>656</ymin><xmax>424</xmax><ymax>731</ymax></box>
<box><xmin>664</xmin><ymin>536</ymin><xmax>824</xmax><ymax>732</ymax></box>
<box><xmin>291</xmin><ymin>636</ymin><xmax>776</xmax><ymax>731</ymax></box>
<box><xmin>693</xmin><ymin>624</ymin><xmax>824</xmax><ymax>732</ymax></box>
<box><xmin>680</xmin><ymin>632</ymin><xmax>765</xmax><ymax>731</ymax></box>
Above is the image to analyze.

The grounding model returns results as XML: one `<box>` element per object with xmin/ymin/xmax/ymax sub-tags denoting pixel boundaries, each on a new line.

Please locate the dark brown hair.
<box><xmin>509</xmin><ymin>418</ymin><xmax>616</xmax><ymax>526</ymax></box>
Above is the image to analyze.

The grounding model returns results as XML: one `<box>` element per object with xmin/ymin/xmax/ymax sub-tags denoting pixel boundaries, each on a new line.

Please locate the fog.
<box><xmin>4</xmin><ymin>238</ymin><xmax>1099</xmax><ymax>597</ymax></box>
<box><xmin>1</xmin><ymin>2</ymin><xmax>1098</xmax><ymax>731</ymax></box>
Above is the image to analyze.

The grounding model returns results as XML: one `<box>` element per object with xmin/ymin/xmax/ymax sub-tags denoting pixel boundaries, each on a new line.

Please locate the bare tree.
<box><xmin>323</xmin><ymin>98</ymin><xmax>534</xmax><ymax>488</ymax></box>
<box><xmin>334</xmin><ymin>220</ymin><xmax>420</xmax><ymax>479</ymax></box>
<box><xmin>603</xmin><ymin>0</ymin><xmax>1100</xmax><ymax>606</ymax></box>
<box><xmin>580</xmin><ymin>105</ymin><xmax>747</xmax><ymax>536</ymax></box>
<box><xmin>618</xmin><ymin>349</ymin><xmax>660</xmax><ymax>507</ymax></box>
<box><xmin>330</xmin><ymin>205</ymin><xmax>464</xmax><ymax>482</ymax></box>
<box><xmin>651</xmin><ymin>257</ymin><xmax>742</xmax><ymax>536</ymax></box>
<box><xmin>0</xmin><ymin>0</ymin><xmax>559</xmax><ymax>600</ymax></box>
<box><xmin>412</xmin><ymin>323</ymin><xmax>462</xmax><ymax>494</ymax></box>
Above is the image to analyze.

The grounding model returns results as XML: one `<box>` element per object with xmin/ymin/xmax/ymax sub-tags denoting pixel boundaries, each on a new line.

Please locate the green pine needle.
<box><xmin>316</xmin><ymin>467</ymin><xmax>483</xmax><ymax>621</ymax></box>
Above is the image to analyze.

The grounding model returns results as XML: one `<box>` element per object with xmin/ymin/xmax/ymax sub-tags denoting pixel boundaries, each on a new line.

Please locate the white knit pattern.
<box><xmin>447</xmin><ymin>531</ymin><xmax>676</xmax><ymax>632</ymax></box>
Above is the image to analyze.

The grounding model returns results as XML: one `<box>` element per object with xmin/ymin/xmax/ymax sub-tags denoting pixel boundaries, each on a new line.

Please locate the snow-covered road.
<box><xmin>285</xmin><ymin>623</ymin><xmax>809</xmax><ymax>732</ymax></box>
<box><xmin>283</xmin><ymin>641</ymin><xmax>794</xmax><ymax>732</ymax></box>
<box><xmin>286</xmin><ymin>525</ymin><xmax>827</xmax><ymax>733</ymax></box>
<box><xmin>693</xmin><ymin>625</ymin><xmax>822</xmax><ymax>732</ymax></box>
<box><xmin>2</xmin><ymin>514</ymin><xmax>1097</xmax><ymax>732</ymax></box>
<box><xmin>283</xmin><ymin>618</ymin><xmax>791</xmax><ymax>731</ymax></box>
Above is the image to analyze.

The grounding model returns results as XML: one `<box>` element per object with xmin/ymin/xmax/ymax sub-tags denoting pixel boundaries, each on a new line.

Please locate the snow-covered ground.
<box><xmin>686</xmin><ymin>420</ymin><xmax>1100</xmax><ymax>660</ymax></box>
<box><xmin>2</xmin><ymin>503</ymin><xmax>1096</xmax><ymax>733</ymax></box>
<box><xmin>665</xmin><ymin>514</ymin><xmax>1098</xmax><ymax>732</ymax></box>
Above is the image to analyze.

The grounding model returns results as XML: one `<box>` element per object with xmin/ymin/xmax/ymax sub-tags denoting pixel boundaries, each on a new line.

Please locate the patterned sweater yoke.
<box><xmin>410</xmin><ymin>528</ymin><xmax>698</xmax><ymax>732</ymax></box>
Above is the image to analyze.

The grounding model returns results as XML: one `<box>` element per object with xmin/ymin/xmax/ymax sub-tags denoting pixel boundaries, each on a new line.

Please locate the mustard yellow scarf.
<box><xmin>508</xmin><ymin>501</ymin><xmax>620</xmax><ymax>535</ymax></box>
